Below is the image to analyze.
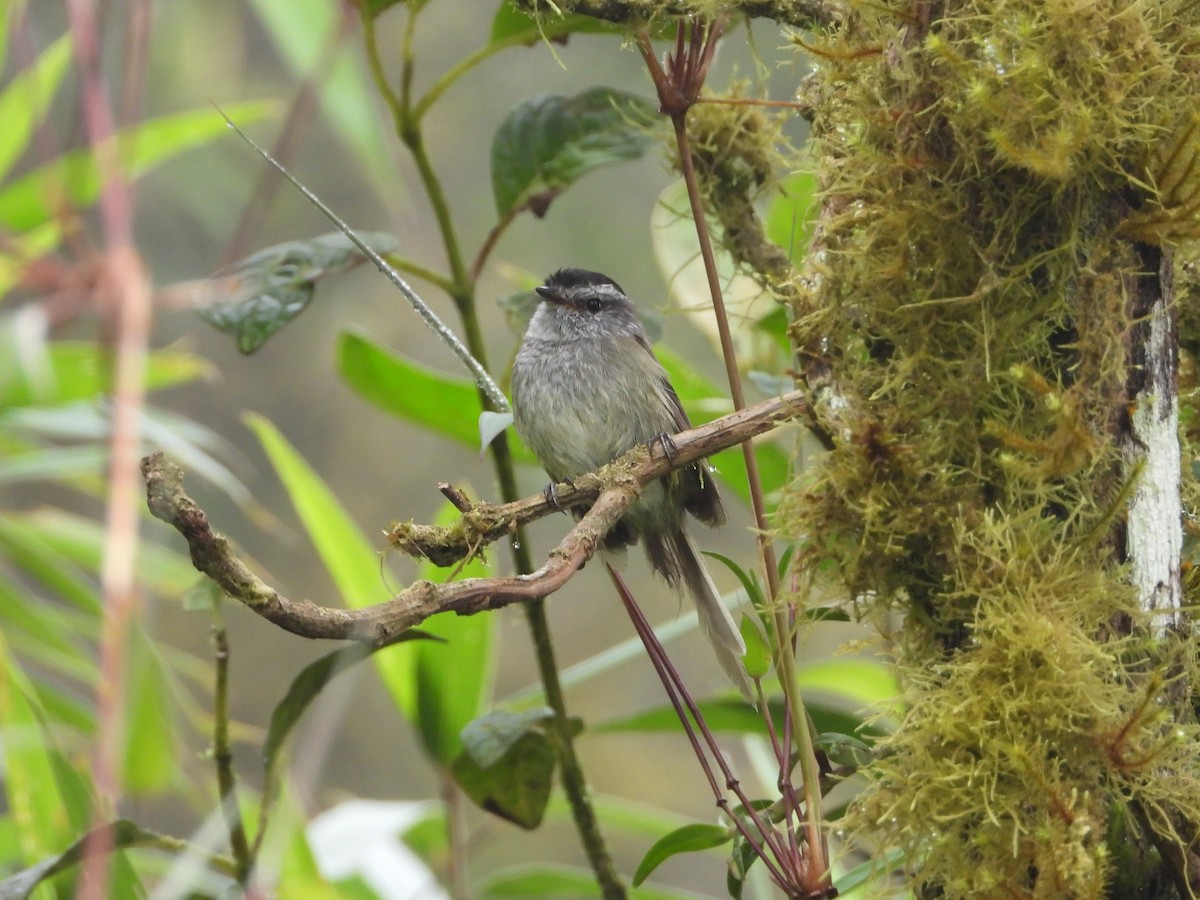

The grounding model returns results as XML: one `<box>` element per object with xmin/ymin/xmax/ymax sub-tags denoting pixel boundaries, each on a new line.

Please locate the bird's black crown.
<box><xmin>543</xmin><ymin>268</ymin><xmax>625</xmax><ymax>296</ymax></box>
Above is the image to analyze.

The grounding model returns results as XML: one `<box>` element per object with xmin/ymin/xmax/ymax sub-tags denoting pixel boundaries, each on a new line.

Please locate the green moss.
<box><xmin>762</xmin><ymin>0</ymin><xmax>1200</xmax><ymax>894</ymax></box>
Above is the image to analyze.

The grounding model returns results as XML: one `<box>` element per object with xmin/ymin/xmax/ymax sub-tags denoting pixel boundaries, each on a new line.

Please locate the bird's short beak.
<box><xmin>535</xmin><ymin>285</ymin><xmax>566</xmax><ymax>305</ymax></box>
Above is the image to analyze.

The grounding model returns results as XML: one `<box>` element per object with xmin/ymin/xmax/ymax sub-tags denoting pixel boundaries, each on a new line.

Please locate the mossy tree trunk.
<box><xmin>772</xmin><ymin>1</ymin><xmax>1200</xmax><ymax>896</ymax></box>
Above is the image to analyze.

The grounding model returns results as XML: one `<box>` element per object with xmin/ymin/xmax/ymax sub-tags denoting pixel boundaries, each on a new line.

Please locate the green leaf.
<box><xmin>247</xmin><ymin>0</ymin><xmax>399</xmax><ymax>193</ymax></box>
<box><xmin>739</xmin><ymin>614</ymin><xmax>771</xmax><ymax>680</ymax></box>
<box><xmin>813</xmin><ymin>732</ymin><xmax>874</xmax><ymax>770</ymax></box>
<box><xmin>0</xmin><ymin>567</ymin><xmax>94</xmax><ymax>683</ymax></box>
<box><xmin>703</xmin><ymin>551</ymin><xmax>763</xmax><ymax>609</ymax></box>
<box><xmin>633</xmin><ymin>823</ymin><xmax>730</xmax><ymax>887</ymax></box>
<box><xmin>491</xmin><ymin>88</ymin><xmax>658</xmax><ymax>217</ymax></box>
<box><xmin>0</xmin><ymin>633</ymin><xmax>72</xmax><ymax>863</ymax></box>
<box><xmin>0</xmin><ymin>338</ymin><xmax>209</xmax><ymax>411</ymax></box>
<box><xmin>245</xmin><ymin>414</ymin><xmax>419</xmax><ymax>718</ymax></box>
<box><xmin>726</xmin><ymin>828</ymin><xmax>760</xmax><ymax>899</ymax></box>
<box><xmin>361</xmin><ymin>0</ymin><xmax>406</xmax><ymax>16</ymax></box>
<box><xmin>261</xmin><ymin>636</ymin><xmax>435</xmax><ymax>814</ymax></box>
<box><xmin>796</xmin><ymin>657</ymin><xmax>900</xmax><ymax>715</ymax></box>
<box><xmin>0</xmin><ymin>222</ymin><xmax>61</xmax><ymax>296</ymax></box>
<box><xmin>598</xmin><ymin>695</ymin><xmax>886</xmax><ymax>741</ymax></box>
<box><xmin>121</xmin><ymin>629</ymin><xmax>178</xmax><ymax>796</ymax></box>
<box><xmin>0</xmin><ymin>513</ymin><xmax>102</xmax><ymax>613</ymax></box>
<box><xmin>198</xmin><ymin>232</ymin><xmax>398</xmax><ymax>353</ymax></box>
<box><xmin>0</xmin><ymin>34</ymin><xmax>71</xmax><ymax>186</ymax></box>
<box><xmin>0</xmin><ymin>445</ymin><xmax>107</xmax><ymax>485</ymax></box>
<box><xmin>0</xmin><ymin>820</ymin><xmax>186</xmax><ymax>900</ymax></box>
<box><xmin>489</xmin><ymin>2</ymin><xmax>618</xmax><ymax>45</ymax></box>
<box><xmin>451</xmin><ymin>708</ymin><xmax>561</xmax><ymax>829</ymax></box>
<box><xmin>478</xmin><ymin>863</ymin><xmax>704</xmax><ymax>899</ymax></box>
<box><xmin>18</xmin><ymin>509</ymin><xmax>198</xmax><ymax>598</ymax></box>
<box><xmin>264</xmin><ymin>643</ymin><xmax>373</xmax><ymax>797</ymax></box>
<box><xmin>764</xmin><ymin>170</ymin><xmax>819</xmax><ymax>266</ymax></box>
<box><xmin>0</xmin><ymin>101</ymin><xmax>275</xmax><ymax>232</ymax></box>
<box><xmin>412</xmin><ymin>503</ymin><xmax>496</xmax><ymax>764</ymax></box>
<box><xmin>337</xmin><ymin>331</ymin><xmax>535</xmax><ymax>459</ymax></box>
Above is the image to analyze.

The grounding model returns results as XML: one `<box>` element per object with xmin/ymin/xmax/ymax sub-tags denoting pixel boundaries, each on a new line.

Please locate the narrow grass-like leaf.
<box><xmin>0</xmin><ymin>513</ymin><xmax>102</xmax><ymax>613</ymax></box>
<box><xmin>0</xmin><ymin>101</ymin><xmax>275</xmax><ymax>231</ymax></box>
<box><xmin>597</xmin><ymin>695</ymin><xmax>885</xmax><ymax>741</ymax></box>
<box><xmin>0</xmin><ymin>445</ymin><xmax>107</xmax><ymax>484</ymax></box>
<box><xmin>0</xmin><ymin>34</ymin><xmax>71</xmax><ymax>185</ymax></box>
<box><xmin>633</xmin><ymin>823</ymin><xmax>730</xmax><ymax>887</ymax></box>
<box><xmin>121</xmin><ymin>629</ymin><xmax>178</xmax><ymax>796</ymax></box>
<box><xmin>764</xmin><ymin>170</ymin><xmax>819</xmax><ymax>266</ymax></box>
<box><xmin>0</xmin><ymin>567</ymin><xmax>93</xmax><ymax>680</ymax></box>
<box><xmin>0</xmin><ymin>634</ymin><xmax>72</xmax><ymax>863</ymax></box>
<box><xmin>245</xmin><ymin>413</ymin><xmax>418</xmax><ymax>716</ymax></box>
<box><xmin>0</xmin><ymin>820</ymin><xmax>198</xmax><ymax>900</ymax></box>
<box><xmin>479</xmin><ymin>863</ymin><xmax>707</xmax><ymax>899</ymax></box>
<box><xmin>263</xmin><ymin>643</ymin><xmax>373</xmax><ymax>802</ymax></box>
<box><xmin>0</xmin><ymin>339</ymin><xmax>208</xmax><ymax>411</ymax></box>
<box><xmin>412</xmin><ymin>502</ymin><xmax>495</xmax><ymax>764</ymax></box>
<box><xmin>19</xmin><ymin>508</ymin><xmax>198</xmax><ymax>597</ymax></box>
<box><xmin>248</xmin><ymin>0</ymin><xmax>398</xmax><ymax>192</ymax></box>
<box><xmin>491</xmin><ymin>88</ymin><xmax>657</xmax><ymax>217</ymax></box>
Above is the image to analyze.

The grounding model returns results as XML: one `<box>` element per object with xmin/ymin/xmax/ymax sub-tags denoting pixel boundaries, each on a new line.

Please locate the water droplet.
<box><xmin>512</xmin><ymin>540</ymin><xmax>521</xmax><ymax>550</ymax></box>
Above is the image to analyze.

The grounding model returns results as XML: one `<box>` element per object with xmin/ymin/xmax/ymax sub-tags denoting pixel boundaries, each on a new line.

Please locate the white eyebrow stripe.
<box><xmin>591</xmin><ymin>283</ymin><xmax>627</xmax><ymax>302</ymax></box>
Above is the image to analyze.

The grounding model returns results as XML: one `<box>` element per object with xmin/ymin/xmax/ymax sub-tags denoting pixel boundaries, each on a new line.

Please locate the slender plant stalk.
<box><xmin>638</xmin><ymin>22</ymin><xmax>830</xmax><ymax>891</ymax></box>
<box><xmin>68</xmin><ymin>0</ymin><xmax>154</xmax><ymax>895</ymax></box>
<box><xmin>212</xmin><ymin>621</ymin><xmax>252</xmax><ymax>880</ymax></box>
<box><xmin>672</xmin><ymin>97</ymin><xmax>829</xmax><ymax>899</ymax></box>
<box><xmin>363</xmin><ymin>11</ymin><xmax>627</xmax><ymax>897</ymax></box>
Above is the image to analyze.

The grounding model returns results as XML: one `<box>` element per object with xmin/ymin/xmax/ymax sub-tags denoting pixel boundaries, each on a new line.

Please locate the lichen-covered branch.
<box><xmin>141</xmin><ymin>390</ymin><xmax>805</xmax><ymax>645</ymax></box>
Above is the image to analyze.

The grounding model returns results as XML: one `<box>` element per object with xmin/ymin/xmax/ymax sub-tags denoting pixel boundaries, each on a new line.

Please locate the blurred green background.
<box><xmin>1</xmin><ymin>3</ymin><xmax>886</xmax><ymax>897</ymax></box>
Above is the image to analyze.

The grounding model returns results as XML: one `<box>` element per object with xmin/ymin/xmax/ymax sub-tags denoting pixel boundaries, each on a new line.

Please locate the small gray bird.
<box><xmin>511</xmin><ymin>268</ymin><xmax>751</xmax><ymax>699</ymax></box>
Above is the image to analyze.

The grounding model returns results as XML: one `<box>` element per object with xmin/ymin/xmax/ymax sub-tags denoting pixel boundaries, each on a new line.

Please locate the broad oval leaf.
<box><xmin>632</xmin><ymin>823</ymin><xmax>731</xmax><ymax>886</ymax></box>
<box><xmin>337</xmin><ymin>330</ymin><xmax>535</xmax><ymax>462</ymax></box>
<box><xmin>245</xmin><ymin>414</ymin><xmax>421</xmax><ymax>720</ymax></box>
<box><xmin>198</xmin><ymin>232</ymin><xmax>398</xmax><ymax>353</ymax></box>
<box><xmin>450</xmin><ymin>708</ymin><xmax>562</xmax><ymax>829</ymax></box>
<box><xmin>491</xmin><ymin>88</ymin><xmax>658</xmax><ymax>218</ymax></box>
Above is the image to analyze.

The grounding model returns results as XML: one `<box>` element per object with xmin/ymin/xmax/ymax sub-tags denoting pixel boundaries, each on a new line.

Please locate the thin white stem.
<box><xmin>217</xmin><ymin>108</ymin><xmax>510</xmax><ymax>413</ymax></box>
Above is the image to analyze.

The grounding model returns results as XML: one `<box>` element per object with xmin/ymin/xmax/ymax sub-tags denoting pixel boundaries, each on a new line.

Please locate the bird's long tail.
<box><xmin>673</xmin><ymin>531</ymin><xmax>754</xmax><ymax>703</ymax></box>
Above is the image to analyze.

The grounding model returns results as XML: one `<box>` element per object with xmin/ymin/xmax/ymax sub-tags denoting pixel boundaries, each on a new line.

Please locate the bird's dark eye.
<box><xmin>585</xmin><ymin>297</ymin><xmax>603</xmax><ymax>313</ymax></box>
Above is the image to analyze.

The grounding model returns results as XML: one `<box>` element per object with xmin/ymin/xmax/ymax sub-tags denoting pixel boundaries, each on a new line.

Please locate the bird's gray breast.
<box><xmin>512</xmin><ymin>332</ymin><xmax>673</xmax><ymax>483</ymax></box>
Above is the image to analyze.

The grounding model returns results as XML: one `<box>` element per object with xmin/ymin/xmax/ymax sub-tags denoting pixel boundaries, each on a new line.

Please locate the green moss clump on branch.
<box><xmin>770</xmin><ymin>0</ymin><xmax>1200</xmax><ymax>895</ymax></box>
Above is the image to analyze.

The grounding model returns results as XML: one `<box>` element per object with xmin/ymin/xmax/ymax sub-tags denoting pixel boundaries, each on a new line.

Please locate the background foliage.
<box><xmin>0</xmin><ymin>2</ymin><xmax>893</xmax><ymax>898</ymax></box>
